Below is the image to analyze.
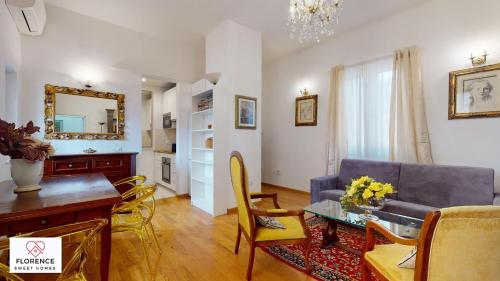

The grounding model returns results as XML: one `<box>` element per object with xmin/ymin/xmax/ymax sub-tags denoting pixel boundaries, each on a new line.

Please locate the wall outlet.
<box><xmin>275</xmin><ymin>170</ymin><xmax>280</xmax><ymax>176</ymax></box>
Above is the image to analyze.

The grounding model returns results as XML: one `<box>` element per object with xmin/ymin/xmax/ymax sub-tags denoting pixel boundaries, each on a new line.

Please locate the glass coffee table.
<box><xmin>304</xmin><ymin>200</ymin><xmax>423</xmax><ymax>255</ymax></box>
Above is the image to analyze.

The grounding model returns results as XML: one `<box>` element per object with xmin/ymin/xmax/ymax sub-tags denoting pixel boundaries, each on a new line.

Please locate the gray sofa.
<box><xmin>311</xmin><ymin>159</ymin><xmax>499</xmax><ymax>219</ymax></box>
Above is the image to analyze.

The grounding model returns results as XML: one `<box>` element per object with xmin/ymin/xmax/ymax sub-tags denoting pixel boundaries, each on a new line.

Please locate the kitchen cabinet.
<box><xmin>162</xmin><ymin>87</ymin><xmax>177</xmax><ymax>119</ymax></box>
<box><xmin>154</xmin><ymin>152</ymin><xmax>176</xmax><ymax>191</ymax></box>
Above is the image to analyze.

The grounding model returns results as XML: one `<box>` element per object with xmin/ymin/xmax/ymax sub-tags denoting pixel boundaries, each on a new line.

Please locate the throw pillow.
<box><xmin>397</xmin><ymin>247</ymin><xmax>417</xmax><ymax>269</ymax></box>
<box><xmin>256</xmin><ymin>216</ymin><xmax>286</xmax><ymax>229</ymax></box>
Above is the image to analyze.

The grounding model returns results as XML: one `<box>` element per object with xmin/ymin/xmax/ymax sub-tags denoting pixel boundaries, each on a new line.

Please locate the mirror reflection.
<box><xmin>54</xmin><ymin>93</ymin><xmax>118</xmax><ymax>134</ymax></box>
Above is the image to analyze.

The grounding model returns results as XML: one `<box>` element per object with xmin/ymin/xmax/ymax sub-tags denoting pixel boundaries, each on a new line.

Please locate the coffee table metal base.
<box><xmin>322</xmin><ymin>219</ymin><xmax>362</xmax><ymax>256</ymax></box>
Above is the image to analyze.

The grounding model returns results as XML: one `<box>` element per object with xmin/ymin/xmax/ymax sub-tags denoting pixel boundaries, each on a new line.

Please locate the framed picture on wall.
<box><xmin>295</xmin><ymin>95</ymin><xmax>318</xmax><ymax>126</ymax></box>
<box><xmin>235</xmin><ymin>95</ymin><xmax>257</xmax><ymax>129</ymax></box>
<box><xmin>449</xmin><ymin>63</ymin><xmax>500</xmax><ymax>119</ymax></box>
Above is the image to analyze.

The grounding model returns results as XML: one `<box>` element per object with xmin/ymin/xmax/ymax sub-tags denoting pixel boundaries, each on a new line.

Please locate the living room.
<box><xmin>0</xmin><ymin>0</ymin><xmax>499</xmax><ymax>281</ymax></box>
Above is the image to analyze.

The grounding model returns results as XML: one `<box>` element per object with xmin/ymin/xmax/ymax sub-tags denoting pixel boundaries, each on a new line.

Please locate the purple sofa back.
<box><xmin>338</xmin><ymin>159</ymin><xmax>401</xmax><ymax>199</ymax></box>
<box><xmin>398</xmin><ymin>163</ymin><xmax>494</xmax><ymax>208</ymax></box>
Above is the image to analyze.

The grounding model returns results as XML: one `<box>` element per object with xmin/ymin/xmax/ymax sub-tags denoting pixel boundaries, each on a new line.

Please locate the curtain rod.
<box><xmin>344</xmin><ymin>53</ymin><xmax>393</xmax><ymax>68</ymax></box>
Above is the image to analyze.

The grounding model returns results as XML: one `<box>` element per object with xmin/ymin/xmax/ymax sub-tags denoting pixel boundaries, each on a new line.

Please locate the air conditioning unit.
<box><xmin>6</xmin><ymin>0</ymin><xmax>46</xmax><ymax>36</ymax></box>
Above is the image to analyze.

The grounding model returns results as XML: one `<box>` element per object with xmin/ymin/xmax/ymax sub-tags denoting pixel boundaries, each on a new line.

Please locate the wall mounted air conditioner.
<box><xmin>6</xmin><ymin>0</ymin><xmax>46</xmax><ymax>36</ymax></box>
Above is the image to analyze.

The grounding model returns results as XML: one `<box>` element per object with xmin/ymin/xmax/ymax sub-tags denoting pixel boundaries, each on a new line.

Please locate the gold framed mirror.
<box><xmin>44</xmin><ymin>84</ymin><xmax>125</xmax><ymax>140</ymax></box>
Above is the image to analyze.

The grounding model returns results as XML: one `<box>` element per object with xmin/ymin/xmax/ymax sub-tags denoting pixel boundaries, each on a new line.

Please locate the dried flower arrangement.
<box><xmin>0</xmin><ymin>119</ymin><xmax>55</xmax><ymax>161</ymax></box>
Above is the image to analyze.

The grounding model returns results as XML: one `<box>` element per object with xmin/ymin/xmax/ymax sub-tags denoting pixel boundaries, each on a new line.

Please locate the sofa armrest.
<box><xmin>310</xmin><ymin>175</ymin><xmax>338</xmax><ymax>204</ymax></box>
<box><xmin>494</xmin><ymin>194</ymin><xmax>500</xmax><ymax>206</ymax></box>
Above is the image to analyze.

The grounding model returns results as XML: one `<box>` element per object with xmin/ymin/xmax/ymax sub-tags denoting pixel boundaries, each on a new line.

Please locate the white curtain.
<box><xmin>326</xmin><ymin>65</ymin><xmax>346</xmax><ymax>175</ymax></box>
<box><xmin>342</xmin><ymin>57</ymin><xmax>393</xmax><ymax>161</ymax></box>
<box><xmin>389</xmin><ymin>46</ymin><xmax>433</xmax><ymax>164</ymax></box>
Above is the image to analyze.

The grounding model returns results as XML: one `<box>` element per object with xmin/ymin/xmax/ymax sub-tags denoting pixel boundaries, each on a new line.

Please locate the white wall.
<box><xmin>19</xmin><ymin>4</ymin><xmax>205</xmax><ymax>156</ymax></box>
<box><xmin>0</xmin><ymin>3</ymin><xmax>22</xmax><ymax>181</ymax></box>
<box><xmin>263</xmin><ymin>0</ymin><xmax>500</xmax><ymax>193</ymax></box>
<box><xmin>21</xmin><ymin>69</ymin><xmax>142</xmax><ymax>154</ymax></box>
<box><xmin>206</xmin><ymin>20</ymin><xmax>262</xmax><ymax>215</ymax></box>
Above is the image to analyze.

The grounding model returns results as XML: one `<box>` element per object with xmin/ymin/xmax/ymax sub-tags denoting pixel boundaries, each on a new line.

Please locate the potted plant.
<box><xmin>0</xmin><ymin>119</ymin><xmax>54</xmax><ymax>192</ymax></box>
<box><xmin>340</xmin><ymin>176</ymin><xmax>395</xmax><ymax>221</ymax></box>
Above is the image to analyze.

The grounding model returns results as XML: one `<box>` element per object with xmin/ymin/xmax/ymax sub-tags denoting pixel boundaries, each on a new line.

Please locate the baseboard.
<box><xmin>262</xmin><ymin>182</ymin><xmax>310</xmax><ymax>195</ymax></box>
<box><xmin>227</xmin><ymin>207</ymin><xmax>238</xmax><ymax>215</ymax></box>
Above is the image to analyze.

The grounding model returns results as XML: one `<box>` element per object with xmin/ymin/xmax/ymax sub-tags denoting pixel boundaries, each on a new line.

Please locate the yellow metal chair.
<box><xmin>111</xmin><ymin>184</ymin><xmax>160</xmax><ymax>273</ymax></box>
<box><xmin>112</xmin><ymin>175</ymin><xmax>147</xmax><ymax>197</ymax></box>
<box><xmin>112</xmin><ymin>176</ymin><xmax>162</xmax><ymax>252</ymax></box>
<box><xmin>0</xmin><ymin>219</ymin><xmax>108</xmax><ymax>281</ymax></box>
<box><xmin>362</xmin><ymin>206</ymin><xmax>500</xmax><ymax>281</ymax></box>
<box><xmin>230</xmin><ymin>151</ymin><xmax>312</xmax><ymax>280</ymax></box>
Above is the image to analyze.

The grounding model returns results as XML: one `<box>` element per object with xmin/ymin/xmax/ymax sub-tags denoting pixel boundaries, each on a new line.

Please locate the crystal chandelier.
<box><xmin>287</xmin><ymin>0</ymin><xmax>344</xmax><ymax>43</ymax></box>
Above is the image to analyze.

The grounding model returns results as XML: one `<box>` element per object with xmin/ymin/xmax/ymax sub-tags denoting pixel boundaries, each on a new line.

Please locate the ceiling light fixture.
<box><xmin>287</xmin><ymin>0</ymin><xmax>344</xmax><ymax>43</ymax></box>
<box><xmin>141</xmin><ymin>78</ymin><xmax>147</xmax><ymax>82</ymax></box>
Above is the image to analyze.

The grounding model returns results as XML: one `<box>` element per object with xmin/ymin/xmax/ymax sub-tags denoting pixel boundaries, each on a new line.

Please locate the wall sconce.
<box><xmin>470</xmin><ymin>50</ymin><xmax>488</xmax><ymax>66</ymax></box>
<box><xmin>300</xmin><ymin>88</ymin><xmax>310</xmax><ymax>96</ymax></box>
<box><xmin>80</xmin><ymin>80</ymin><xmax>96</xmax><ymax>89</ymax></box>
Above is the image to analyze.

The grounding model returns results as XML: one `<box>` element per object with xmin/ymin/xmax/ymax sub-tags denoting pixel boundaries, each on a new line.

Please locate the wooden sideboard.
<box><xmin>44</xmin><ymin>152</ymin><xmax>137</xmax><ymax>194</ymax></box>
<box><xmin>0</xmin><ymin>174</ymin><xmax>122</xmax><ymax>281</ymax></box>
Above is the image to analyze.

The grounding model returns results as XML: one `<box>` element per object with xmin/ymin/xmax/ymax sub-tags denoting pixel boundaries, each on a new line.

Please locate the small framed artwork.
<box><xmin>449</xmin><ymin>63</ymin><xmax>500</xmax><ymax>119</ymax></box>
<box><xmin>235</xmin><ymin>95</ymin><xmax>257</xmax><ymax>129</ymax></box>
<box><xmin>295</xmin><ymin>95</ymin><xmax>318</xmax><ymax>126</ymax></box>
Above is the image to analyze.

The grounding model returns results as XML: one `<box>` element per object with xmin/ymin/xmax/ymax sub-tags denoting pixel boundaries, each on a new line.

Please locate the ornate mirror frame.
<box><xmin>44</xmin><ymin>84</ymin><xmax>125</xmax><ymax>140</ymax></box>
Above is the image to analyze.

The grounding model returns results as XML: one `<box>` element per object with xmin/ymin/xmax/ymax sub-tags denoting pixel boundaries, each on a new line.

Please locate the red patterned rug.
<box><xmin>262</xmin><ymin>217</ymin><xmax>389</xmax><ymax>281</ymax></box>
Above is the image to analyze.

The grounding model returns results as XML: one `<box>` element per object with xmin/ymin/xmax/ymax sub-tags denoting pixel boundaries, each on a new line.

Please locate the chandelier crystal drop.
<box><xmin>287</xmin><ymin>0</ymin><xmax>344</xmax><ymax>43</ymax></box>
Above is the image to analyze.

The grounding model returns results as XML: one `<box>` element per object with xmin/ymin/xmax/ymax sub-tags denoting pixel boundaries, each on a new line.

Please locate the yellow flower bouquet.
<box><xmin>340</xmin><ymin>176</ymin><xmax>395</xmax><ymax>220</ymax></box>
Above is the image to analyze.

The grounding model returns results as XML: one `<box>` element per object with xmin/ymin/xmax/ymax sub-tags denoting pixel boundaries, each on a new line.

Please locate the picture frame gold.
<box><xmin>295</xmin><ymin>95</ymin><xmax>318</xmax><ymax>126</ymax></box>
<box><xmin>449</xmin><ymin>63</ymin><xmax>500</xmax><ymax>119</ymax></box>
<box><xmin>44</xmin><ymin>84</ymin><xmax>125</xmax><ymax>140</ymax></box>
<box><xmin>235</xmin><ymin>95</ymin><xmax>257</xmax><ymax>130</ymax></box>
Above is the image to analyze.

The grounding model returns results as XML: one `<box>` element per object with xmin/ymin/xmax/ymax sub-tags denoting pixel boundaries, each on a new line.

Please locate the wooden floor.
<box><xmin>109</xmin><ymin>184</ymin><xmax>315</xmax><ymax>281</ymax></box>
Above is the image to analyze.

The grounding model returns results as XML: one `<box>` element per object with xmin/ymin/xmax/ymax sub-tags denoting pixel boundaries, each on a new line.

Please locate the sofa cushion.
<box><xmin>319</xmin><ymin>189</ymin><xmax>345</xmax><ymax>202</ymax></box>
<box><xmin>398</xmin><ymin>164</ymin><xmax>494</xmax><ymax>208</ymax></box>
<box><xmin>384</xmin><ymin>200</ymin><xmax>438</xmax><ymax>220</ymax></box>
<box><xmin>338</xmin><ymin>159</ymin><xmax>401</xmax><ymax>199</ymax></box>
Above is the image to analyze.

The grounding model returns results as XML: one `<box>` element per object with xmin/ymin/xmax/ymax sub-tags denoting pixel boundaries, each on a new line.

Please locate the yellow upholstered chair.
<box><xmin>230</xmin><ymin>151</ymin><xmax>311</xmax><ymax>280</ymax></box>
<box><xmin>0</xmin><ymin>219</ymin><xmax>107</xmax><ymax>281</ymax></box>
<box><xmin>362</xmin><ymin>205</ymin><xmax>500</xmax><ymax>281</ymax></box>
<box><xmin>111</xmin><ymin>184</ymin><xmax>160</xmax><ymax>273</ymax></box>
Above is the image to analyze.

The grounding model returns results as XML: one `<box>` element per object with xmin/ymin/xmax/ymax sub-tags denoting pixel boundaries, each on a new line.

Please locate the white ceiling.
<box><xmin>45</xmin><ymin>0</ymin><xmax>426</xmax><ymax>63</ymax></box>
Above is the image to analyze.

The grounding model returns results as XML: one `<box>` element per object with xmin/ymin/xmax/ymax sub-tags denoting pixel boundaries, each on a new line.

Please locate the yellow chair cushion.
<box><xmin>364</xmin><ymin>244</ymin><xmax>415</xmax><ymax>281</ymax></box>
<box><xmin>255</xmin><ymin>217</ymin><xmax>306</xmax><ymax>242</ymax></box>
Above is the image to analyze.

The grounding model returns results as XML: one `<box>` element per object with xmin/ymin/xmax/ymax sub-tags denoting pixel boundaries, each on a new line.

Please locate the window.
<box><xmin>342</xmin><ymin>57</ymin><xmax>393</xmax><ymax>160</ymax></box>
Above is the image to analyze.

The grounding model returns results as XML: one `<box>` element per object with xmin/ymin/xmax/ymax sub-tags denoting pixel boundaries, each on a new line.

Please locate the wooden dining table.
<box><xmin>0</xmin><ymin>174</ymin><xmax>122</xmax><ymax>281</ymax></box>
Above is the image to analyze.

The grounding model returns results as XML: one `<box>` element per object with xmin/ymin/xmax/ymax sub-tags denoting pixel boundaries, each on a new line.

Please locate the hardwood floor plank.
<box><xmin>109</xmin><ymin>184</ymin><xmax>315</xmax><ymax>281</ymax></box>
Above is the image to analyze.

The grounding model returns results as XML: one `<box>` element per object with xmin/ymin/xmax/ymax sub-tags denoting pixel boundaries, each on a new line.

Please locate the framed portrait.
<box><xmin>295</xmin><ymin>95</ymin><xmax>318</xmax><ymax>126</ymax></box>
<box><xmin>449</xmin><ymin>63</ymin><xmax>500</xmax><ymax>119</ymax></box>
<box><xmin>235</xmin><ymin>95</ymin><xmax>257</xmax><ymax>129</ymax></box>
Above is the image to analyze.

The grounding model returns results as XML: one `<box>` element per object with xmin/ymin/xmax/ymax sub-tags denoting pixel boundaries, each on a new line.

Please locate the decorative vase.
<box><xmin>10</xmin><ymin>159</ymin><xmax>44</xmax><ymax>193</ymax></box>
<box><xmin>357</xmin><ymin>198</ymin><xmax>385</xmax><ymax>221</ymax></box>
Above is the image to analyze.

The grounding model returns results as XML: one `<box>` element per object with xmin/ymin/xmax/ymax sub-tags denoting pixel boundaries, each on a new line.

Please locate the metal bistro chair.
<box><xmin>111</xmin><ymin>184</ymin><xmax>160</xmax><ymax>273</ymax></box>
<box><xmin>0</xmin><ymin>219</ymin><xmax>108</xmax><ymax>281</ymax></box>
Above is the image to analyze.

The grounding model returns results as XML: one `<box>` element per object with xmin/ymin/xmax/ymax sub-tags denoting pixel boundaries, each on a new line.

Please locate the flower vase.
<box><xmin>357</xmin><ymin>198</ymin><xmax>385</xmax><ymax>221</ymax></box>
<box><xmin>10</xmin><ymin>159</ymin><xmax>44</xmax><ymax>193</ymax></box>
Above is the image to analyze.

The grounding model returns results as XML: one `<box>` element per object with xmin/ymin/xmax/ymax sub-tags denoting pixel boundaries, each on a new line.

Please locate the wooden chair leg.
<box><xmin>362</xmin><ymin>262</ymin><xmax>371</xmax><ymax>281</ymax></box>
<box><xmin>304</xmin><ymin>239</ymin><xmax>312</xmax><ymax>273</ymax></box>
<box><xmin>246</xmin><ymin>244</ymin><xmax>255</xmax><ymax>281</ymax></box>
<box><xmin>235</xmin><ymin>224</ymin><xmax>242</xmax><ymax>254</ymax></box>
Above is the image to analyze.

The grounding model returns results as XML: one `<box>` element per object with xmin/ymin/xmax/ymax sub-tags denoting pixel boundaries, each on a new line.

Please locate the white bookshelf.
<box><xmin>190</xmin><ymin>80</ymin><xmax>215</xmax><ymax>215</ymax></box>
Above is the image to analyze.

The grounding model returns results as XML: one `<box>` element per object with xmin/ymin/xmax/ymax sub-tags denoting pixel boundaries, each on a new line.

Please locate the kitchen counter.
<box><xmin>154</xmin><ymin>150</ymin><xmax>176</xmax><ymax>155</ymax></box>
